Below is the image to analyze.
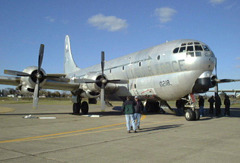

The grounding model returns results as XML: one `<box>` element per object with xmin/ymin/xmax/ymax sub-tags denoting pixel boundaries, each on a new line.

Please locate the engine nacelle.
<box><xmin>17</xmin><ymin>85</ymin><xmax>34</xmax><ymax>95</ymax></box>
<box><xmin>211</xmin><ymin>75</ymin><xmax>218</xmax><ymax>87</ymax></box>
<box><xmin>81</xmin><ymin>72</ymin><xmax>118</xmax><ymax>95</ymax></box>
<box><xmin>18</xmin><ymin>66</ymin><xmax>47</xmax><ymax>95</ymax></box>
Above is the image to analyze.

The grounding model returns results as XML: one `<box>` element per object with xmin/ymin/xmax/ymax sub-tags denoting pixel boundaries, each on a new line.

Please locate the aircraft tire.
<box><xmin>81</xmin><ymin>101</ymin><xmax>89</xmax><ymax>114</ymax></box>
<box><xmin>73</xmin><ymin>103</ymin><xmax>80</xmax><ymax>114</ymax></box>
<box><xmin>185</xmin><ymin>109</ymin><xmax>195</xmax><ymax>121</ymax></box>
<box><xmin>194</xmin><ymin>109</ymin><xmax>200</xmax><ymax>120</ymax></box>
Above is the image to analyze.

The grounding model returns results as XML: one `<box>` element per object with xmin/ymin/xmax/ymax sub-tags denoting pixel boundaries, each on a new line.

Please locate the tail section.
<box><xmin>64</xmin><ymin>35</ymin><xmax>81</xmax><ymax>74</ymax></box>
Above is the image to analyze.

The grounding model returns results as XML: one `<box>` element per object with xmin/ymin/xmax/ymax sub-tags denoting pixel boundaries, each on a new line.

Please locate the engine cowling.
<box><xmin>18</xmin><ymin>66</ymin><xmax>47</xmax><ymax>95</ymax></box>
<box><xmin>80</xmin><ymin>72</ymin><xmax>118</xmax><ymax>97</ymax></box>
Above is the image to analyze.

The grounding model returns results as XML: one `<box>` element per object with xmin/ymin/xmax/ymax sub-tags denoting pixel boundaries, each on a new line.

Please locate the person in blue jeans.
<box><xmin>134</xmin><ymin>96</ymin><xmax>144</xmax><ymax>130</ymax></box>
<box><xmin>122</xmin><ymin>96</ymin><xmax>136</xmax><ymax>133</ymax></box>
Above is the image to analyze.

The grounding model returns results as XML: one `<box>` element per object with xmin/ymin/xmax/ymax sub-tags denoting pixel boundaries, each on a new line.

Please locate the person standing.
<box><xmin>176</xmin><ymin>99</ymin><xmax>184</xmax><ymax>116</ymax></box>
<box><xmin>215</xmin><ymin>94</ymin><xmax>222</xmax><ymax>116</ymax></box>
<box><xmin>208</xmin><ymin>96</ymin><xmax>215</xmax><ymax>115</ymax></box>
<box><xmin>224</xmin><ymin>95</ymin><xmax>231</xmax><ymax>116</ymax></box>
<box><xmin>199</xmin><ymin>96</ymin><xmax>205</xmax><ymax>117</ymax></box>
<box><xmin>122</xmin><ymin>96</ymin><xmax>137</xmax><ymax>133</ymax></box>
<box><xmin>134</xmin><ymin>96</ymin><xmax>144</xmax><ymax>130</ymax></box>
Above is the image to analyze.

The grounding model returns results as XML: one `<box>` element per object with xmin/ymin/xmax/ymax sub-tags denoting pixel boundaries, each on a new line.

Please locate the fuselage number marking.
<box><xmin>159</xmin><ymin>80</ymin><xmax>172</xmax><ymax>87</ymax></box>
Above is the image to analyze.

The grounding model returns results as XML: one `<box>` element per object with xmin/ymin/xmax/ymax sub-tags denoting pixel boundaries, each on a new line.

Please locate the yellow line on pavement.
<box><xmin>0</xmin><ymin>114</ymin><xmax>147</xmax><ymax>144</ymax></box>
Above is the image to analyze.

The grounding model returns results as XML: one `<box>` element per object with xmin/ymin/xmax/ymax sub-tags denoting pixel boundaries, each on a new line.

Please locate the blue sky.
<box><xmin>0</xmin><ymin>0</ymin><xmax>240</xmax><ymax>93</ymax></box>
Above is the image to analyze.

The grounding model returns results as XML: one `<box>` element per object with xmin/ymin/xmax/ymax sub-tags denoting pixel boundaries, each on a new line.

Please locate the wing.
<box><xmin>209</xmin><ymin>89</ymin><xmax>240</xmax><ymax>93</ymax></box>
<box><xmin>43</xmin><ymin>79</ymin><xmax>79</xmax><ymax>91</ymax></box>
<box><xmin>0</xmin><ymin>76</ymin><xmax>20</xmax><ymax>86</ymax></box>
<box><xmin>0</xmin><ymin>75</ymin><xmax>79</xmax><ymax>91</ymax></box>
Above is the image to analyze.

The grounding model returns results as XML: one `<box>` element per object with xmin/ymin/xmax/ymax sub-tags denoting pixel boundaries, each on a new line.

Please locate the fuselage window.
<box><xmin>157</xmin><ymin>55</ymin><xmax>160</xmax><ymax>60</ymax></box>
<box><xmin>196</xmin><ymin>52</ymin><xmax>201</xmax><ymax>57</ymax></box>
<box><xmin>187</xmin><ymin>46</ymin><xmax>194</xmax><ymax>51</ymax></box>
<box><xmin>179</xmin><ymin>46</ymin><xmax>186</xmax><ymax>53</ymax></box>
<box><xmin>187</xmin><ymin>52</ymin><xmax>194</xmax><ymax>57</ymax></box>
<box><xmin>110</xmin><ymin>69</ymin><xmax>112</xmax><ymax>73</ymax></box>
<box><xmin>202</xmin><ymin>45</ymin><xmax>210</xmax><ymax>51</ymax></box>
<box><xmin>195</xmin><ymin>45</ymin><xmax>203</xmax><ymax>51</ymax></box>
<box><xmin>173</xmin><ymin>47</ymin><xmax>179</xmax><ymax>53</ymax></box>
<box><xmin>122</xmin><ymin>66</ymin><xmax>124</xmax><ymax>70</ymax></box>
<box><xmin>139</xmin><ymin>62</ymin><xmax>142</xmax><ymax>67</ymax></box>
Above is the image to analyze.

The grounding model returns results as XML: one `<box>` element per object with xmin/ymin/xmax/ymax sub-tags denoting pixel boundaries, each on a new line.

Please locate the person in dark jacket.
<box><xmin>224</xmin><ymin>95</ymin><xmax>231</xmax><ymax>116</ymax></box>
<box><xmin>215</xmin><ymin>94</ymin><xmax>222</xmax><ymax>116</ymax></box>
<box><xmin>134</xmin><ymin>96</ymin><xmax>144</xmax><ymax>130</ymax></box>
<box><xmin>198</xmin><ymin>96</ymin><xmax>204</xmax><ymax>117</ymax></box>
<box><xmin>208</xmin><ymin>96</ymin><xmax>215</xmax><ymax>115</ymax></box>
<box><xmin>176</xmin><ymin>99</ymin><xmax>184</xmax><ymax>116</ymax></box>
<box><xmin>122</xmin><ymin>96</ymin><xmax>136</xmax><ymax>133</ymax></box>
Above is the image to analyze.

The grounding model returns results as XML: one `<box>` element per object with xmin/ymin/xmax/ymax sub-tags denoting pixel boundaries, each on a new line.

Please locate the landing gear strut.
<box><xmin>183</xmin><ymin>94</ymin><xmax>200</xmax><ymax>121</ymax></box>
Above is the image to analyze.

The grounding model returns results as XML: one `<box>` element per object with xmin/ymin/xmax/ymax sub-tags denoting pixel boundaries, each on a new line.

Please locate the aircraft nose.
<box><xmin>208</xmin><ymin>56</ymin><xmax>216</xmax><ymax>71</ymax></box>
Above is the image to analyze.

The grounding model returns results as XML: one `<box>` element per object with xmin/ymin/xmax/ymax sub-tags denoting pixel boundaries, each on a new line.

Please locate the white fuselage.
<box><xmin>67</xmin><ymin>39</ymin><xmax>216</xmax><ymax>101</ymax></box>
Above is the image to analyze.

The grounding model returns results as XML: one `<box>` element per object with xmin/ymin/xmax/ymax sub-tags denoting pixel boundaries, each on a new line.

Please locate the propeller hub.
<box><xmin>36</xmin><ymin>73</ymin><xmax>42</xmax><ymax>79</ymax></box>
<box><xmin>102</xmin><ymin>79</ymin><xmax>107</xmax><ymax>84</ymax></box>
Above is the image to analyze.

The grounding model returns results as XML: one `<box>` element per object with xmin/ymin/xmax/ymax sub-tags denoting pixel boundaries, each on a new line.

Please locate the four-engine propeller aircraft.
<box><xmin>1</xmin><ymin>35</ymin><xmax>240</xmax><ymax>121</ymax></box>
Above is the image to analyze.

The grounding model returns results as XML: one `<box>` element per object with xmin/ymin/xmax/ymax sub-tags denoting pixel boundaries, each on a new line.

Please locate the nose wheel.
<box><xmin>184</xmin><ymin>108</ymin><xmax>200</xmax><ymax>121</ymax></box>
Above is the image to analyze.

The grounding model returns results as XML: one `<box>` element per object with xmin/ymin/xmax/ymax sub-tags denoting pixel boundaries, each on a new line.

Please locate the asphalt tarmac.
<box><xmin>0</xmin><ymin>103</ymin><xmax>240</xmax><ymax>163</ymax></box>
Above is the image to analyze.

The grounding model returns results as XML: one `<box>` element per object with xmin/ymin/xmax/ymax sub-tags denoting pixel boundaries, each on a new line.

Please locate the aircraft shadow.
<box><xmin>0</xmin><ymin>113</ymin><xmax>72</xmax><ymax>116</ymax></box>
<box><xmin>139</xmin><ymin>124</ymin><xmax>183</xmax><ymax>133</ymax></box>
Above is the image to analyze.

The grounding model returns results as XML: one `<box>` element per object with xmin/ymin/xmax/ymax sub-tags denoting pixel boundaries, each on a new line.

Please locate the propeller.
<box><xmin>32</xmin><ymin>44</ymin><xmax>44</xmax><ymax>109</ymax></box>
<box><xmin>4</xmin><ymin>44</ymin><xmax>70</xmax><ymax>109</ymax></box>
<box><xmin>213</xmin><ymin>57</ymin><xmax>240</xmax><ymax>96</ymax></box>
<box><xmin>100</xmin><ymin>51</ymin><xmax>106</xmax><ymax>112</ymax></box>
<box><xmin>74</xmin><ymin>51</ymin><xmax>129</xmax><ymax>112</ymax></box>
<box><xmin>214</xmin><ymin>58</ymin><xmax>218</xmax><ymax>97</ymax></box>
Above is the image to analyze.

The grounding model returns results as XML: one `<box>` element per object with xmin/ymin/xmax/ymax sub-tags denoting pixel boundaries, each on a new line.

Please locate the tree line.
<box><xmin>0</xmin><ymin>88</ymin><xmax>71</xmax><ymax>98</ymax></box>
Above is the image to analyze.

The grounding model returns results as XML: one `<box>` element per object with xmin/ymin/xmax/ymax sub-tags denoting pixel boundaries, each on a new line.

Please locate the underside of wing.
<box><xmin>0</xmin><ymin>76</ymin><xmax>20</xmax><ymax>86</ymax></box>
<box><xmin>43</xmin><ymin>79</ymin><xmax>79</xmax><ymax>91</ymax></box>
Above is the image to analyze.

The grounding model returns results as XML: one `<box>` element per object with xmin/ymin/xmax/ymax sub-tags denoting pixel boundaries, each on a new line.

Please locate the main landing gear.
<box><xmin>72</xmin><ymin>101</ymin><xmax>89</xmax><ymax>114</ymax></box>
<box><xmin>72</xmin><ymin>95</ymin><xmax>89</xmax><ymax>114</ymax></box>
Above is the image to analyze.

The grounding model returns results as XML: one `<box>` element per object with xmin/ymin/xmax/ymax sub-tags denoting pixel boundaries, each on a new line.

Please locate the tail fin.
<box><xmin>64</xmin><ymin>35</ymin><xmax>81</xmax><ymax>74</ymax></box>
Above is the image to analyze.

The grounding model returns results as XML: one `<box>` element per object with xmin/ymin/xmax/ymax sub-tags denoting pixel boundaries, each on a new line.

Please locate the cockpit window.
<box><xmin>173</xmin><ymin>47</ymin><xmax>179</xmax><ymax>53</ymax></box>
<box><xmin>195</xmin><ymin>45</ymin><xmax>203</xmax><ymax>51</ymax></box>
<box><xmin>187</xmin><ymin>46</ymin><xmax>194</xmax><ymax>51</ymax></box>
<box><xmin>194</xmin><ymin>42</ymin><xmax>200</xmax><ymax>44</ymax></box>
<box><xmin>202</xmin><ymin>45</ymin><xmax>210</xmax><ymax>51</ymax></box>
<box><xmin>179</xmin><ymin>46</ymin><xmax>186</xmax><ymax>53</ymax></box>
<box><xmin>181</xmin><ymin>43</ymin><xmax>186</xmax><ymax>46</ymax></box>
<box><xmin>188</xmin><ymin>42</ymin><xmax>193</xmax><ymax>45</ymax></box>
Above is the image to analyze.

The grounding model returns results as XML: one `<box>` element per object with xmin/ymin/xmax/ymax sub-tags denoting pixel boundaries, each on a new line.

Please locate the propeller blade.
<box><xmin>100</xmin><ymin>85</ymin><xmax>105</xmax><ymax>112</ymax></box>
<box><xmin>107</xmin><ymin>79</ymin><xmax>129</xmax><ymax>84</ymax></box>
<box><xmin>4</xmin><ymin>70</ymin><xmax>30</xmax><ymax>76</ymax></box>
<box><xmin>214</xmin><ymin>57</ymin><xmax>218</xmax><ymax>96</ymax></box>
<box><xmin>101</xmin><ymin>51</ymin><xmax>105</xmax><ymax>75</ymax></box>
<box><xmin>217</xmin><ymin>79</ymin><xmax>240</xmax><ymax>83</ymax></box>
<box><xmin>33</xmin><ymin>81</ymin><xmax>39</xmax><ymax>109</ymax></box>
<box><xmin>38</xmin><ymin>44</ymin><xmax>44</xmax><ymax>71</ymax></box>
